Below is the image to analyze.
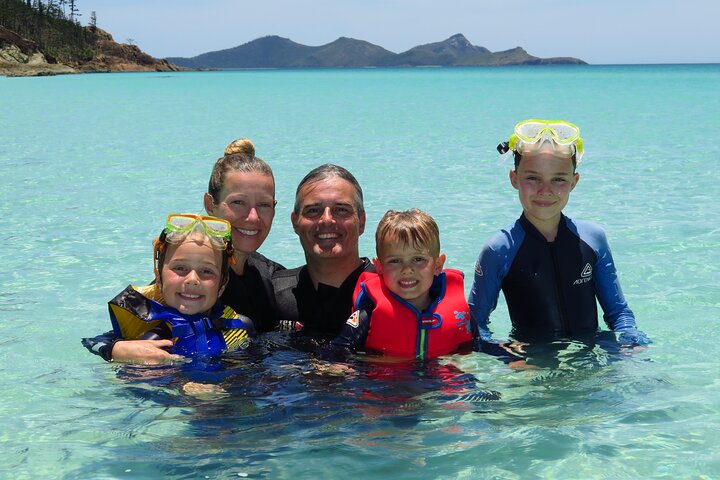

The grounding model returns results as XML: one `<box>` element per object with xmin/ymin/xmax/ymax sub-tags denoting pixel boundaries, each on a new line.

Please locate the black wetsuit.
<box><xmin>272</xmin><ymin>258</ymin><xmax>374</xmax><ymax>339</ymax></box>
<box><xmin>468</xmin><ymin>214</ymin><xmax>650</xmax><ymax>346</ymax></box>
<box><xmin>220</xmin><ymin>252</ymin><xmax>285</xmax><ymax>333</ymax></box>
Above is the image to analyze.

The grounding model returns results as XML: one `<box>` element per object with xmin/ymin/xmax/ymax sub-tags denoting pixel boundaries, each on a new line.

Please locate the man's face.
<box><xmin>291</xmin><ymin>178</ymin><xmax>366</xmax><ymax>262</ymax></box>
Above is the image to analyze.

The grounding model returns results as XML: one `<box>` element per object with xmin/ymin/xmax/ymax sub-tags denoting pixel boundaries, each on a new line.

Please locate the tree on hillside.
<box><xmin>57</xmin><ymin>0</ymin><xmax>67</xmax><ymax>18</ymax></box>
<box><xmin>0</xmin><ymin>0</ymin><xmax>92</xmax><ymax>62</ymax></box>
<box><xmin>68</xmin><ymin>0</ymin><xmax>78</xmax><ymax>22</ymax></box>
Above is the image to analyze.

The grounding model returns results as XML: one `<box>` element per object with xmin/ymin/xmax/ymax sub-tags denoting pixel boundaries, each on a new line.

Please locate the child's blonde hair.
<box><xmin>375</xmin><ymin>209</ymin><xmax>440</xmax><ymax>257</ymax></box>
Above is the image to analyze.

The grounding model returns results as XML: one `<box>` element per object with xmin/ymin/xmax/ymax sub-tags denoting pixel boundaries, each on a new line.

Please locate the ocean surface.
<box><xmin>1</xmin><ymin>64</ymin><xmax>719</xmax><ymax>479</ymax></box>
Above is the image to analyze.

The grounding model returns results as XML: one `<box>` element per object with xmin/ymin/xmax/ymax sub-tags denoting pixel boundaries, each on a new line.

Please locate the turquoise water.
<box><xmin>1</xmin><ymin>65</ymin><xmax>719</xmax><ymax>479</ymax></box>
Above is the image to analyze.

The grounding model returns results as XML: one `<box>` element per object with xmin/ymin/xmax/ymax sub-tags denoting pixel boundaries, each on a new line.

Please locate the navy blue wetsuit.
<box><xmin>468</xmin><ymin>213</ymin><xmax>650</xmax><ymax>346</ymax></box>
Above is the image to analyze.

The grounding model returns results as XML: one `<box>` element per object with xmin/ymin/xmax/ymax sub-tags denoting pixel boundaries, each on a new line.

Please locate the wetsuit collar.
<box><xmin>519</xmin><ymin>212</ymin><xmax>568</xmax><ymax>242</ymax></box>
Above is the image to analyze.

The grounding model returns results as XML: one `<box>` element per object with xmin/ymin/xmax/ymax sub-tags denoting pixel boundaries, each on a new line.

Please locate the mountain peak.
<box><xmin>446</xmin><ymin>33</ymin><xmax>471</xmax><ymax>46</ymax></box>
<box><xmin>399</xmin><ymin>33</ymin><xmax>490</xmax><ymax>60</ymax></box>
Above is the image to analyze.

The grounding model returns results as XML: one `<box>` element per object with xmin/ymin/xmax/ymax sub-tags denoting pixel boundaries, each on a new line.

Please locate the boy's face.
<box><xmin>374</xmin><ymin>238</ymin><xmax>445</xmax><ymax>311</ymax></box>
<box><xmin>510</xmin><ymin>150</ymin><xmax>579</xmax><ymax>229</ymax></box>
<box><xmin>158</xmin><ymin>237</ymin><xmax>225</xmax><ymax>315</ymax></box>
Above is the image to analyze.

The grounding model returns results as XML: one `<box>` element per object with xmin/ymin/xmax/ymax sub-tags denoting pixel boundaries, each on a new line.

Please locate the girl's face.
<box><xmin>159</xmin><ymin>238</ymin><xmax>225</xmax><ymax>315</ymax></box>
<box><xmin>205</xmin><ymin>170</ymin><xmax>276</xmax><ymax>256</ymax></box>
<box><xmin>510</xmin><ymin>151</ymin><xmax>579</xmax><ymax>232</ymax></box>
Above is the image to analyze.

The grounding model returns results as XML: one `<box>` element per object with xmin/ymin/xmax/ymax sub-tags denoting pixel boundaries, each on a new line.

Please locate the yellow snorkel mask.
<box><xmin>162</xmin><ymin>214</ymin><xmax>232</xmax><ymax>250</ymax></box>
<box><xmin>153</xmin><ymin>214</ymin><xmax>235</xmax><ymax>281</ymax></box>
<box><xmin>497</xmin><ymin>119</ymin><xmax>584</xmax><ymax>163</ymax></box>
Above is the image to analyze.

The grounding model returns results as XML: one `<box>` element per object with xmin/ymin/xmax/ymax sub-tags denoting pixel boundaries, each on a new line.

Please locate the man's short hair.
<box><xmin>294</xmin><ymin>164</ymin><xmax>364</xmax><ymax>216</ymax></box>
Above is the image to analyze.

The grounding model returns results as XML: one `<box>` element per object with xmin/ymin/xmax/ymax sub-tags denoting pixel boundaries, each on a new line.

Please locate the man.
<box><xmin>273</xmin><ymin>164</ymin><xmax>374</xmax><ymax>338</ymax></box>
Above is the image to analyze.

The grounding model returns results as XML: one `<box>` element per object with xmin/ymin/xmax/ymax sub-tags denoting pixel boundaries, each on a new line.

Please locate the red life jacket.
<box><xmin>353</xmin><ymin>269</ymin><xmax>473</xmax><ymax>360</ymax></box>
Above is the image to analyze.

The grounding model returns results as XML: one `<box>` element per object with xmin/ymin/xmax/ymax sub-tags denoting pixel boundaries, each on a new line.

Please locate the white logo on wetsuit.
<box><xmin>581</xmin><ymin>263</ymin><xmax>592</xmax><ymax>277</ymax></box>
<box><xmin>346</xmin><ymin>310</ymin><xmax>360</xmax><ymax>328</ymax></box>
<box><xmin>573</xmin><ymin>263</ymin><xmax>593</xmax><ymax>285</ymax></box>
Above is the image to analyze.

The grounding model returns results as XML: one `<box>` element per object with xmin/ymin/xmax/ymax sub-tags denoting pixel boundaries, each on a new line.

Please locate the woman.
<box><xmin>204</xmin><ymin>140</ymin><xmax>284</xmax><ymax>332</ymax></box>
<box><xmin>86</xmin><ymin>139</ymin><xmax>284</xmax><ymax>363</ymax></box>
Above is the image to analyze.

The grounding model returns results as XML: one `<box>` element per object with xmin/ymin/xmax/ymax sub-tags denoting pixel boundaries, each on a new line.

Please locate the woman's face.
<box><xmin>205</xmin><ymin>170</ymin><xmax>275</xmax><ymax>255</ymax></box>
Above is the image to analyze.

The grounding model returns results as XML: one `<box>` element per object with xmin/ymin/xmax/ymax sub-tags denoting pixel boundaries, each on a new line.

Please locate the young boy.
<box><xmin>329</xmin><ymin>209</ymin><xmax>474</xmax><ymax>361</ymax></box>
<box><xmin>469</xmin><ymin>119</ymin><xmax>650</xmax><ymax>350</ymax></box>
<box><xmin>108</xmin><ymin>214</ymin><xmax>253</xmax><ymax>360</ymax></box>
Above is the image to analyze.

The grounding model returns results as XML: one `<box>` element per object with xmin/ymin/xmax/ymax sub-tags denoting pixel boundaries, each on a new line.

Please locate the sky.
<box><xmin>75</xmin><ymin>0</ymin><xmax>719</xmax><ymax>65</ymax></box>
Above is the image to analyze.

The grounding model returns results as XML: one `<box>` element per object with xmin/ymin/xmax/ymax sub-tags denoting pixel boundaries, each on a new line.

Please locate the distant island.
<box><xmin>167</xmin><ymin>34</ymin><xmax>587</xmax><ymax>69</ymax></box>
<box><xmin>0</xmin><ymin>0</ymin><xmax>586</xmax><ymax>77</ymax></box>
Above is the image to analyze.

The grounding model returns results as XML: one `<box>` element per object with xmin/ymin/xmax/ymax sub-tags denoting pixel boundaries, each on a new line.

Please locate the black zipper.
<box><xmin>549</xmin><ymin>241</ymin><xmax>571</xmax><ymax>336</ymax></box>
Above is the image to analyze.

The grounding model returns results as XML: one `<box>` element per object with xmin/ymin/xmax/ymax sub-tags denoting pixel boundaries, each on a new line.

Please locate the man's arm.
<box><xmin>467</xmin><ymin>241</ymin><xmax>505</xmax><ymax>345</ymax></box>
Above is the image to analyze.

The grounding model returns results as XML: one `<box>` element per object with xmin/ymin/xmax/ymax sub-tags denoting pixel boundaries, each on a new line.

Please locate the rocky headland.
<box><xmin>0</xmin><ymin>24</ymin><xmax>178</xmax><ymax>77</ymax></box>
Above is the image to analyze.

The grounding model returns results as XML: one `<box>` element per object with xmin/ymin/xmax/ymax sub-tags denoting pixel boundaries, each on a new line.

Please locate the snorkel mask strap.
<box><xmin>153</xmin><ymin>232</ymin><xmax>167</xmax><ymax>279</ymax></box>
<box><xmin>218</xmin><ymin>236</ymin><xmax>235</xmax><ymax>288</ymax></box>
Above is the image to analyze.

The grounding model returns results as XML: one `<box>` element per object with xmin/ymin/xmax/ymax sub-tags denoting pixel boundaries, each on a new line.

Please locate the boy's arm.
<box><xmin>591</xmin><ymin>228</ymin><xmax>651</xmax><ymax>346</ymax></box>
<box><xmin>322</xmin><ymin>289</ymin><xmax>374</xmax><ymax>360</ymax></box>
<box><xmin>467</xmin><ymin>240</ymin><xmax>507</xmax><ymax>346</ymax></box>
<box><xmin>326</xmin><ymin>309</ymin><xmax>371</xmax><ymax>356</ymax></box>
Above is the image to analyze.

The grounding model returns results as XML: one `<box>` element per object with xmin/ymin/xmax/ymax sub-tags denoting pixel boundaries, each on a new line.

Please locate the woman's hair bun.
<box><xmin>224</xmin><ymin>138</ymin><xmax>255</xmax><ymax>156</ymax></box>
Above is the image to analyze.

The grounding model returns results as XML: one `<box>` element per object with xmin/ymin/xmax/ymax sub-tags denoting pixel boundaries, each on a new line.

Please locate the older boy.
<box><xmin>469</xmin><ymin>120</ymin><xmax>650</xmax><ymax>349</ymax></box>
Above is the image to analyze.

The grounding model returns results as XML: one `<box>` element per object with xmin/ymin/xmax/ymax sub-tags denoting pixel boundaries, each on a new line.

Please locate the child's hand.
<box><xmin>310</xmin><ymin>359</ymin><xmax>356</xmax><ymax>377</ymax></box>
<box><xmin>508</xmin><ymin>359</ymin><xmax>538</xmax><ymax>370</ymax></box>
<box><xmin>111</xmin><ymin>339</ymin><xmax>185</xmax><ymax>364</ymax></box>
<box><xmin>500</xmin><ymin>341</ymin><xmax>528</xmax><ymax>357</ymax></box>
<box><xmin>182</xmin><ymin>382</ymin><xmax>228</xmax><ymax>398</ymax></box>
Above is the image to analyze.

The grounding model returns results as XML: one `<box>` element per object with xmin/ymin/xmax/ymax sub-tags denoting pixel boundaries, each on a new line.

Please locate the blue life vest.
<box><xmin>108</xmin><ymin>284</ymin><xmax>252</xmax><ymax>358</ymax></box>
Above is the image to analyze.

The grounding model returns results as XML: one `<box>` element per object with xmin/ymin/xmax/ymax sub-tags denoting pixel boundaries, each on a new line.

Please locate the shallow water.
<box><xmin>1</xmin><ymin>65</ymin><xmax>719</xmax><ymax>479</ymax></box>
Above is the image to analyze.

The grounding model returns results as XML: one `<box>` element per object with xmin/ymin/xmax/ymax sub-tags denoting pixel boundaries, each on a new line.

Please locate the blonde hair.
<box><xmin>375</xmin><ymin>209</ymin><xmax>440</xmax><ymax>257</ymax></box>
<box><xmin>224</xmin><ymin>138</ymin><xmax>255</xmax><ymax>156</ymax></box>
<box><xmin>208</xmin><ymin>138</ymin><xmax>274</xmax><ymax>203</ymax></box>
